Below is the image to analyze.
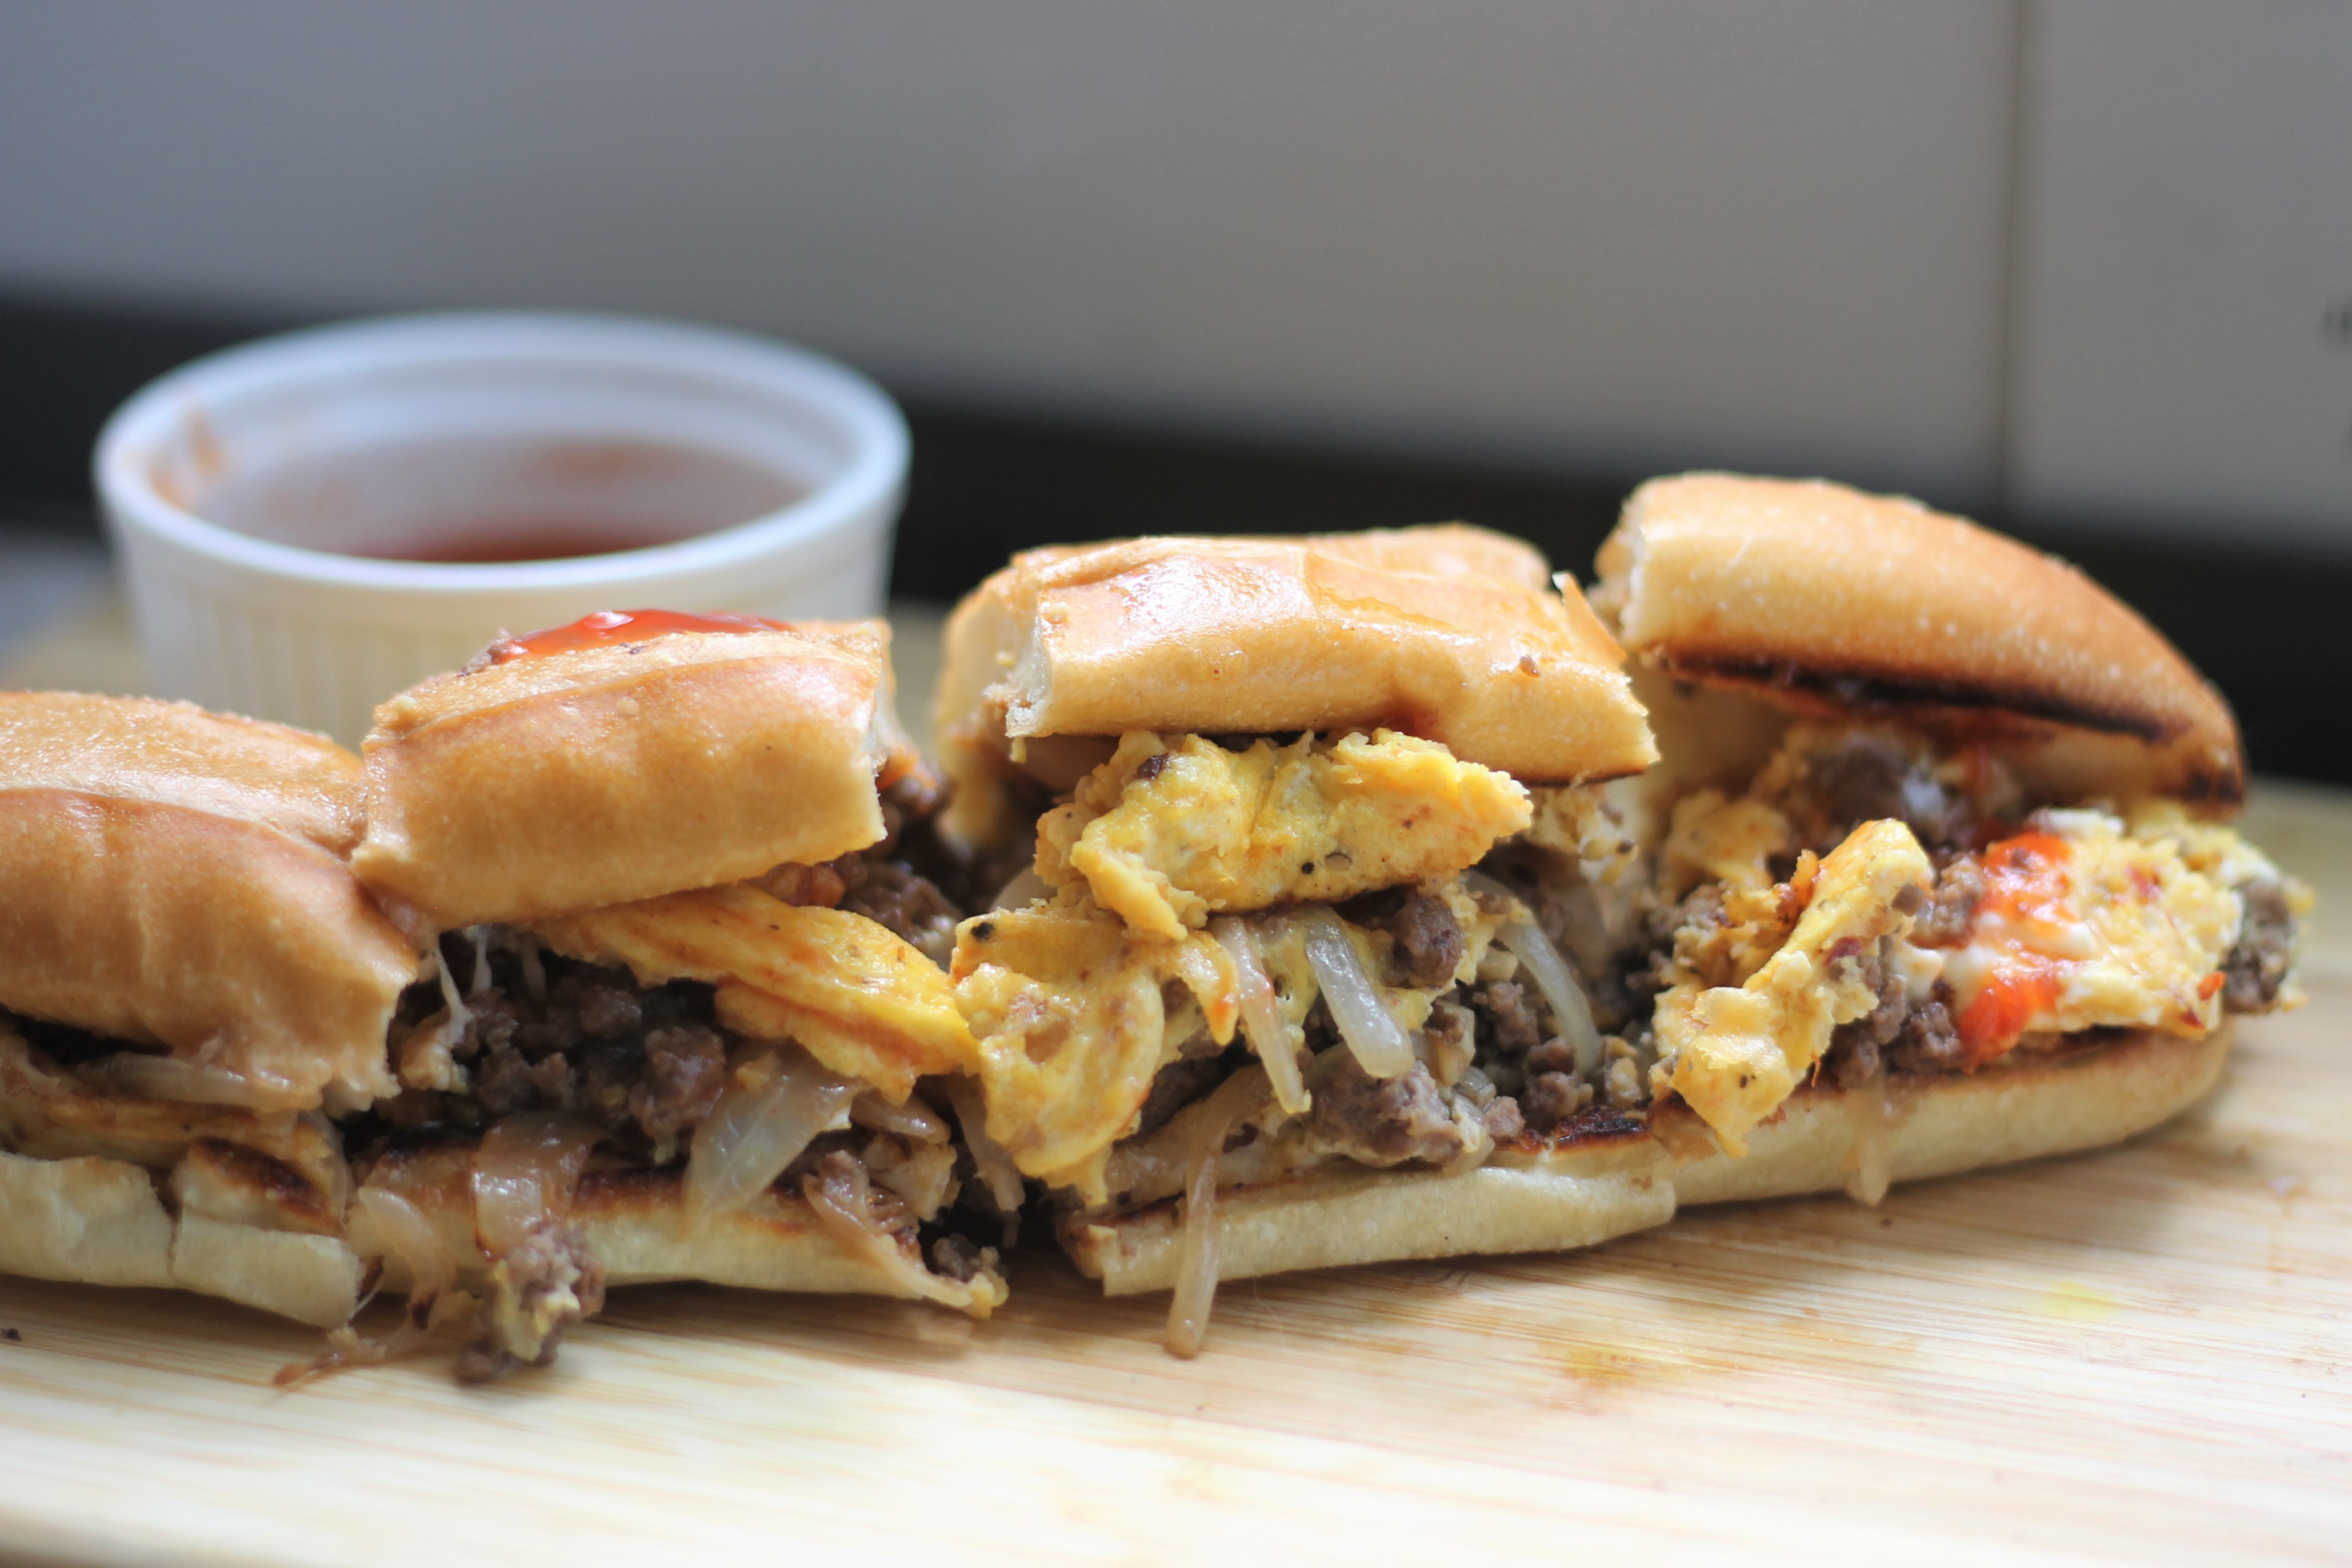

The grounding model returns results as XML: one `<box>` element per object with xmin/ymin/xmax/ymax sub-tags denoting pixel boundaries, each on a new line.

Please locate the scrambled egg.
<box><xmin>1660</xmin><ymin>788</ymin><xmax>1796</xmax><ymax>896</ymax></box>
<box><xmin>1652</xmin><ymin>819</ymin><xmax>1934</xmax><ymax>1154</ymax></box>
<box><xmin>1936</xmin><ymin>809</ymin><xmax>2241</xmax><ymax>1062</ymax></box>
<box><xmin>948</xmin><ymin>879</ymin><xmax>1506</xmax><ymax>1202</ymax></box>
<box><xmin>949</xmin><ymin>907</ymin><xmax>1238</xmax><ymax>1200</ymax></box>
<box><xmin>1645</xmin><ymin>790</ymin><xmax>2286</xmax><ymax>1157</ymax></box>
<box><xmin>1035</xmin><ymin>730</ymin><xmax>1530</xmax><ymax>940</ymax></box>
<box><xmin>536</xmin><ymin>883</ymin><xmax>978</xmax><ymax>1103</ymax></box>
<box><xmin>1524</xmin><ymin>780</ymin><xmax>1647</xmax><ymax>889</ymax></box>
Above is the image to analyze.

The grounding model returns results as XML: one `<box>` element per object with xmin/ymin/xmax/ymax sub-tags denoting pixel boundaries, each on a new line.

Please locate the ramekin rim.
<box><xmin>92</xmin><ymin>309</ymin><xmax>909</xmax><ymax>594</ymax></box>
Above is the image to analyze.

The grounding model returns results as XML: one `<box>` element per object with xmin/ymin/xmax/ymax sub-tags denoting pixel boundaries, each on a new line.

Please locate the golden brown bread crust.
<box><xmin>1068</xmin><ymin>1026</ymin><xmax>2225</xmax><ymax>1293</ymax></box>
<box><xmin>939</xmin><ymin>526</ymin><xmax>1656</xmax><ymax>789</ymax></box>
<box><xmin>0</xmin><ymin>691</ymin><xmax>369</xmax><ymax>853</ymax></box>
<box><xmin>353</xmin><ymin>621</ymin><xmax>918</xmax><ymax>932</ymax></box>
<box><xmin>0</xmin><ymin>695</ymin><xmax>414</xmax><ymax>1111</ymax></box>
<box><xmin>1597</xmin><ymin>474</ymin><xmax>2244</xmax><ymax>806</ymax></box>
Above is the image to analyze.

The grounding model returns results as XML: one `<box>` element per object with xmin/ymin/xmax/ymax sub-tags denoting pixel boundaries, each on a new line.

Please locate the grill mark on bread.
<box><xmin>1668</xmin><ymin>656</ymin><xmax>2180</xmax><ymax>743</ymax></box>
<box><xmin>1659</xmin><ymin>656</ymin><xmax>2244</xmax><ymax>804</ymax></box>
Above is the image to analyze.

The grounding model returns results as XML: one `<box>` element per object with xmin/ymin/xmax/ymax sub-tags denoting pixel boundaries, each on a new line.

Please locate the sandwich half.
<box><xmin>933</xmin><ymin>528</ymin><xmax>1663</xmax><ymax>1351</ymax></box>
<box><xmin>0</xmin><ymin>692</ymin><xmax>416</xmax><ymax>1331</ymax></box>
<box><xmin>1560</xmin><ymin>473</ymin><xmax>2307</xmax><ymax>1207</ymax></box>
<box><xmin>345</xmin><ymin>610</ymin><xmax>1001</xmax><ymax>1380</ymax></box>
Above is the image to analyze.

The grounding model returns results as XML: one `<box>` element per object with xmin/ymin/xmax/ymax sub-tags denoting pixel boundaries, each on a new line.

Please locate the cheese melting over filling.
<box><xmin>1035</xmin><ymin>730</ymin><xmax>1530</xmax><ymax>940</ymax></box>
<box><xmin>948</xmin><ymin>878</ymin><xmax>1504</xmax><ymax>1205</ymax></box>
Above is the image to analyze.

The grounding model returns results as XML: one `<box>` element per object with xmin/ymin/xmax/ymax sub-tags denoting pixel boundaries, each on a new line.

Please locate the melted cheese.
<box><xmin>535</xmin><ymin>884</ymin><xmax>978</xmax><ymax>1103</ymax></box>
<box><xmin>1937</xmin><ymin>810</ymin><xmax>2239</xmax><ymax>1062</ymax></box>
<box><xmin>1035</xmin><ymin>730</ymin><xmax>1531</xmax><ymax>940</ymax></box>
<box><xmin>1660</xmin><ymin>788</ymin><xmax>1794</xmax><ymax>895</ymax></box>
<box><xmin>949</xmin><ymin>907</ymin><xmax>1237</xmax><ymax>1201</ymax></box>
<box><xmin>949</xmin><ymin>879</ymin><xmax>1505</xmax><ymax>1201</ymax></box>
<box><xmin>1652</xmin><ymin>819</ymin><xmax>1933</xmax><ymax>1155</ymax></box>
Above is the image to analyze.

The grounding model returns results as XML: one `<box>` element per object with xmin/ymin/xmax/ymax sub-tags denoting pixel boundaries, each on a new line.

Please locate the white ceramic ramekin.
<box><xmin>95</xmin><ymin>311</ymin><xmax>907</xmax><ymax>745</ymax></box>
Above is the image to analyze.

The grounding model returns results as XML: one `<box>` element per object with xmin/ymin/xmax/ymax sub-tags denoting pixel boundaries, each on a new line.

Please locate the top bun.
<box><xmin>1597</xmin><ymin>474</ymin><xmax>2244</xmax><ymax>806</ymax></box>
<box><xmin>938</xmin><ymin>526</ymin><xmax>1656</xmax><ymax>788</ymax></box>
<box><xmin>353</xmin><ymin>618</ymin><xmax>920</xmax><ymax>933</ymax></box>
<box><xmin>0</xmin><ymin>693</ymin><xmax>416</xmax><ymax>1111</ymax></box>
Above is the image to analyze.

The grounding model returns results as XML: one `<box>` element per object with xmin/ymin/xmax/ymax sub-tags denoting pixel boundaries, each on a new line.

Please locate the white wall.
<box><xmin>0</xmin><ymin>2</ymin><xmax>2017</xmax><ymax>505</ymax></box>
<box><xmin>2007</xmin><ymin>0</ymin><xmax>2352</xmax><ymax>547</ymax></box>
<box><xmin>9</xmin><ymin>3</ymin><xmax>2347</xmax><ymax>545</ymax></box>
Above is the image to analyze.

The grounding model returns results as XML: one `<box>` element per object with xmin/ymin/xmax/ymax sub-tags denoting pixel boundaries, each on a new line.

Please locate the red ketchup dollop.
<box><xmin>485</xmin><ymin>608</ymin><xmax>791</xmax><ymax>664</ymax></box>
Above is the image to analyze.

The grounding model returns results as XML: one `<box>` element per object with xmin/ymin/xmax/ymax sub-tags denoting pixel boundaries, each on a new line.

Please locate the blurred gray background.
<box><xmin>9</xmin><ymin>0</ymin><xmax>2351</xmax><ymax>536</ymax></box>
<box><xmin>1</xmin><ymin>0</ymin><xmax>2348</xmax><ymax>773</ymax></box>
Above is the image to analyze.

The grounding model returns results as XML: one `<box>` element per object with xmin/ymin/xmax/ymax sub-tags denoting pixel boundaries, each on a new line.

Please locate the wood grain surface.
<box><xmin>1</xmin><ymin>600</ymin><xmax>2345</xmax><ymax>1567</ymax></box>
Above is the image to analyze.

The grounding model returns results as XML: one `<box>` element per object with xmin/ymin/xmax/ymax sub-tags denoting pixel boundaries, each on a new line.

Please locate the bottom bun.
<box><xmin>0</xmin><ymin>1152</ymin><xmax>957</xmax><ymax>1333</ymax></box>
<box><xmin>1665</xmin><ymin>1024</ymin><xmax>2229</xmax><ymax>1205</ymax></box>
<box><xmin>582</xmin><ymin>1170</ymin><xmax>925</xmax><ymax>1294</ymax></box>
<box><xmin>0</xmin><ymin>1148</ymin><xmax>364</xmax><ymax>1327</ymax></box>
<box><xmin>1064</xmin><ymin>1026</ymin><xmax>2228</xmax><ymax>1295</ymax></box>
<box><xmin>1064</xmin><ymin>1132</ymin><xmax>1674</xmax><ymax>1295</ymax></box>
<box><xmin>360</xmin><ymin>1162</ymin><xmax>955</xmax><ymax>1300</ymax></box>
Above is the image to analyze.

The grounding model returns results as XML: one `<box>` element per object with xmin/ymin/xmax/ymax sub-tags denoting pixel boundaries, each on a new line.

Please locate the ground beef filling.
<box><xmin>1387</xmin><ymin>894</ymin><xmax>1468</xmax><ymax>988</ymax></box>
<box><xmin>385</xmin><ymin>941</ymin><xmax>731</xmax><ymax>1156</ymax></box>
<box><xmin>456</xmin><ymin>1218</ymin><xmax>606</xmax><ymax>1385</ymax></box>
<box><xmin>1462</xmin><ymin>978</ymin><xmax>1626</xmax><ymax>1134</ymax></box>
<box><xmin>1305</xmin><ymin>1055</ymin><xmax>1467</xmax><ymax>1167</ymax></box>
<box><xmin>1110</xmin><ymin>888</ymin><xmax>1532</xmax><ymax>1178</ymax></box>
<box><xmin>1336</xmin><ymin>887</ymin><xmax>1469</xmax><ymax>989</ymax></box>
<box><xmin>763</xmin><ymin>851</ymin><xmax>960</xmax><ymax>963</ymax></box>
<box><xmin>1823</xmin><ymin>935</ymin><xmax>1965</xmax><ymax>1088</ymax></box>
<box><xmin>2224</xmin><ymin>876</ymin><xmax>2297</xmax><ymax>1012</ymax></box>
<box><xmin>1773</xmin><ymin>731</ymin><xmax>1984</xmax><ymax>851</ymax></box>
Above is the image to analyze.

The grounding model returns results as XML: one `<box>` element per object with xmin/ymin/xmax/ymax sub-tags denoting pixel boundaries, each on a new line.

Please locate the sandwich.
<box><xmin>1562</xmin><ymin>473</ymin><xmax>2305</xmax><ymax>1206</ymax></box>
<box><xmin>938</xmin><ymin>493</ymin><xmax>2306</xmax><ymax>1355</ymax></box>
<box><xmin>0</xmin><ymin>692</ymin><xmax>416</xmax><ymax>1332</ymax></box>
<box><xmin>933</xmin><ymin>528</ymin><xmax>1664</xmax><ymax>1352</ymax></box>
<box><xmin>344</xmin><ymin>609</ymin><xmax>1003</xmax><ymax>1380</ymax></box>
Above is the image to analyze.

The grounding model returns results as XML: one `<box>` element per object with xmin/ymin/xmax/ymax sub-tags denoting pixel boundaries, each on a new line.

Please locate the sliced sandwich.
<box><xmin>345</xmin><ymin>609</ymin><xmax>1001</xmax><ymax>1380</ymax></box>
<box><xmin>1556</xmin><ymin>473</ymin><xmax>2307</xmax><ymax>1206</ymax></box>
<box><xmin>0</xmin><ymin>692</ymin><xmax>416</xmax><ymax>1331</ymax></box>
<box><xmin>933</xmin><ymin>528</ymin><xmax>1662</xmax><ymax>1352</ymax></box>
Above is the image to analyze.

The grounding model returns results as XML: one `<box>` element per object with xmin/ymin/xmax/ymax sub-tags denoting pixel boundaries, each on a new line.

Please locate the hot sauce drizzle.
<box><xmin>486</xmin><ymin>609</ymin><xmax>791</xmax><ymax>664</ymax></box>
<box><xmin>1955</xmin><ymin>965</ymin><xmax>2063</xmax><ymax>1064</ymax></box>
<box><xmin>1953</xmin><ymin>830</ymin><xmax>2076</xmax><ymax>1063</ymax></box>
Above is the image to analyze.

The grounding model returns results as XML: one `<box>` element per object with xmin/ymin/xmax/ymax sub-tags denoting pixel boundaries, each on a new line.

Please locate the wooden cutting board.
<box><xmin>1</xmin><ymin>601</ymin><xmax>2346</xmax><ymax>1567</ymax></box>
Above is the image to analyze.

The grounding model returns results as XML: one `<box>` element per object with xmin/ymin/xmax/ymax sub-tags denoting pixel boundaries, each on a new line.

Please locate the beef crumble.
<box><xmin>1823</xmin><ymin>935</ymin><xmax>1964</xmax><ymax>1085</ymax></box>
<box><xmin>1305</xmin><ymin>1055</ymin><xmax>1469</xmax><ymax>1167</ymax></box>
<box><xmin>2224</xmin><ymin>876</ymin><xmax>2297</xmax><ymax>1012</ymax></box>
<box><xmin>456</xmin><ymin>1217</ymin><xmax>606</xmax><ymax>1384</ymax></box>
<box><xmin>1909</xmin><ymin>856</ymin><xmax>1984</xmax><ymax>948</ymax></box>
<box><xmin>1386</xmin><ymin>894</ymin><xmax>1467</xmax><ymax>988</ymax></box>
<box><xmin>1338</xmin><ymin>888</ymin><xmax>1468</xmax><ymax>989</ymax></box>
<box><xmin>1766</xmin><ymin>730</ymin><xmax>1985</xmax><ymax>850</ymax></box>
<box><xmin>757</xmin><ymin>775</ymin><xmax>966</xmax><ymax>962</ymax></box>
<box><xmin>841</xmin><ymin>861</ymin><xmax>961</xmax><ymax>962</ymax></box>
<box><xmin>1134</xmin><ymin>1049</ymin><xmax>1237</xmax><ymax>1139</ymax></box>
<box><xmin>390</xmin><ymin>943</ymin><xmax>731</xmax><ymax>1156</ymax></box>
<box><xmin>1469</xmin><ymin>980</ymin><xmax>1544</xmax><ymax>1060</ymax></box>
